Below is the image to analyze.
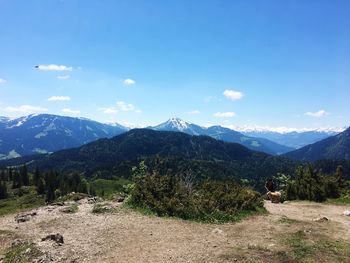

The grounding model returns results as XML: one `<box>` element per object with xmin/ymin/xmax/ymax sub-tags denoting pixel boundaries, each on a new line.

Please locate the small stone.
<box><xmin>343</xmin><ymin>210</ymin><xmax>350</xmax><ymax>216</ymax></box>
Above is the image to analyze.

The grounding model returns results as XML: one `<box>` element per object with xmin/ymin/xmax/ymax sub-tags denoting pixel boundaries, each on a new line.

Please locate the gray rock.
<box><xmin>15</xmin><ymin>212</ymin><xmax>37</xmax><ymax>223</ymax></box>
<box><xmin>41</xmin><ymin>233</ymin><xmax>64</xmax><ymax>244</ymax></box>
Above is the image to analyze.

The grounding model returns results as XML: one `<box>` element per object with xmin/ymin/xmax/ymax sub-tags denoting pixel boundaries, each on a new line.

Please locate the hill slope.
<box><xmin>12</xmin><ymin>129</ymin><xmax>296</xmax><ymax>188</ymax></box>
<box><xmin>284</xmin><ymin>127</ymin><xmax>350</xmax><ymax>161</ymax></box>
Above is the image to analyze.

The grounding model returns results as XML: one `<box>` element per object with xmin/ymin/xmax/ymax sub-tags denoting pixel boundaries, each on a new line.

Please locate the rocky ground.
<box><xmin>0</xmin><ymin>199</ymin><xmax>350</xmax><ymax>263</ymax></box>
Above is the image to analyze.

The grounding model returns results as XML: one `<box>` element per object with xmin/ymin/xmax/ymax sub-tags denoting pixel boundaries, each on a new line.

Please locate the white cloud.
<box><xmin>304</xmin><ymin>110</ymin><xmax>329</xmax><ymax>117</ymax></box>
<box><xmin>99</xmin><ymin>101</ymin><xmax>141</xmax><ymax>114</ymax></box>
<box><xmin>35</xmin><ymin>64</ymin><xmax>73</xmax><ymax>71</ymax></box>
<box><xmin>116</xmin><ymin>101</ymin><xmax>136</xmax><ymax>111</ymax></box>
<box><xmin>61</xmin><ymin>108</ymin><xmax>80</xmax><ymax>114</ymax></box>
<box><xmin>99</xmin><ymin>107</ymin><xmax>118</xmax><ymax>114</ymax></box>
<box><xmin>204</xmin><ymin>96</ymin><xmax>222</xmax><ymax>103</ymax></box>
<box><xmin>48</xmin><ymin>96</ymin><xmax>71</xmax><ymax>102</ymax></box>
<box><xmin>0</xmin><ymin>78</ymin><xmax>6</xmax><ymax>84</ymax></box>
<box><xmin>213</xmin><ymin>112</ymin><xmax>236</xmax><ymax>118</ymax></box>
<box><xmin>223</xmin><ymin>89</ymin><xmax>244</xmax><ymax>101</ymax></box>
<box><xmin>57</xmin><ymin>75</ymin><xmax>70</xmax><ymax>80</ymax></box>
<box><xmin>187</xmin><ymin>110</ymin><xmax>200</xmax><ymax>114</ymax></box>
<box><xmin>4</xmin><ymin>105</ymin><xmax>48</xmax><ymax>114</ymax></box>
<box><xmin>123</xmin><ymin>78</ymin><xmax>136</xmax><ymax>86</ymax></box>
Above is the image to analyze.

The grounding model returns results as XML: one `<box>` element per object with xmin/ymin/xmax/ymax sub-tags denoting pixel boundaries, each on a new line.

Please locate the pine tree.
<box><xmin>45</xmin><ymin>171</ymin><xmax>57</xmax><ymax>202</ymax></box>
<box><xmin>33</xmin><ymin>166</ymin><xmax>41</xmax><ymax>187</ymax></box>
<box><xmin>8</xmin><ymin>168</ymin><xmax>13</xmax><ymax>181</ymax></box>
<box><xmin>37</xmin><ymin>178</ymin><xmax>45</xmax><ymax>195</ymax></box>
<box><xmin>0</xmin><ymin>170</ymin><xmax>5</xmax><ymax>181</ymax></box>
<box><xmin>12</xmin><ymin>170</ymin><xmax>22</xmax><ymax>189</ymax></box>
<box><xmin>0</xmin><ymin>181</ymin><xmax>8</xmax><ymax>199</ymax></box>
<box><xmin>20</xmin><ymin>165</ymin><xmax>29</xmax><ymax>186</ymax></box>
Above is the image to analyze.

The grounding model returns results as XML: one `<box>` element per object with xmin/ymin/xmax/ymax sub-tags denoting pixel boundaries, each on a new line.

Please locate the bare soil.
<box><xmin>0</xmin><ymin>200</ymin><xmax>349</xmax><ymax>262</ymax></box>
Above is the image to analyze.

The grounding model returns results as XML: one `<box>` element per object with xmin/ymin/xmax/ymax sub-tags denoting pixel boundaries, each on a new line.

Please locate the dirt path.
<box><xmin>0</xmin><ymin>200</ymin><xmax>349</xmax><ymax>262</ymax></box>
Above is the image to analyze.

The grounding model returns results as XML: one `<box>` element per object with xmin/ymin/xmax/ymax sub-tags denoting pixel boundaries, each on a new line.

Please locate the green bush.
<box><xmin>285</xmin><ymin>165</ymin><xmax>349</xmax><ymax>202</ymax></box>
<box><xmin>128</xmin><ymin>162</ymin><xmax>264</xmax><ymax>223</ymax></box>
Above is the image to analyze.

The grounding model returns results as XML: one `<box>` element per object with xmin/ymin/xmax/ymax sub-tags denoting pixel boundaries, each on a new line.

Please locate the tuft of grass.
<box><xmin>278</xmin><ymin>216</ymin><xmax>299</xmax><ymax>225</ymax></box>
<box><xmin>92</xmin><ymin>203</ymin><xmax>116</xmax><ymax>214</ymax></box>
<box><xmin>60</xmin><ymin>203</ymin><xmax>79</xmax><ymax>213</ymax></box>
<box><xmin>2</xmin><ymin>243</ymin><xmax>43</xmax><ymax>263</ymax></box>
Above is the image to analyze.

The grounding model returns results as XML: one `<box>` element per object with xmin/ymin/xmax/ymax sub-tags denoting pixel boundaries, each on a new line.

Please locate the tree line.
<box><xmin>0</xmin><ymin>165</ymin><xmax>92</xmax><ymax>202</ymax></box>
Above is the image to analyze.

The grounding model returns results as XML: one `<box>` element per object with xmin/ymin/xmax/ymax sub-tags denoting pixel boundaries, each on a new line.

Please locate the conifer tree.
<box><xmin>37</xmin><ymin>178</ymin><xmax>45</xmax><ymax>195</ymax></box>
<box><xmin>12</xmin><ymin>170</ymin><xmax>22</xmax><ymax>189</ymax></box>
<box><xmin>20</xmin><ymin>165</ymin><xmax>29</xmax><ymax>186</ymax></box>
<box><xmin>33</xmin><ymin>166</ymin><xmax>41</xmax><ymax>187</ymax></box>
<box><xmin>0</xmin><ymin>181</ymin><xmax>8</xmax><ymax>199</ymax></box>
<box><xmin>0</xmin><ymin>170</ymin><xmax>5</xmax><ymax>181</ymax></box>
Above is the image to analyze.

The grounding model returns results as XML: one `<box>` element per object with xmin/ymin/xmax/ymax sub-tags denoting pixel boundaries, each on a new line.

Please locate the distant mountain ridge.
<box><xmin>284</xmin><ymin>127</ymin><xmax>350</xmax><ymax>161</ymax></box>
<box><xmin>242</xmin><ymin>130</ymin><xmax>339</xmax><ymax>149</ymax></box>
<box><xmin>0</xmin><ymin>114</ymin><xmax>342</xmax><ymax>159</ymax></box>
<box><xmin>0</xmin><ymin>114</ymin><xmax>128</xmax><ymax>159</ymax></box>
<box><xmin>151</xmin><ymin>118</ymin><xmax>294</xmax><ymax>155</ymax></box>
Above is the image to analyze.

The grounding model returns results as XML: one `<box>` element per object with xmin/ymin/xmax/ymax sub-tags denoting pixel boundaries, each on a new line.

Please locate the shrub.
<box><xmin>128</xmin><ymin>162</ymin><xmax>264</xmax><ymax>223</ymax></box>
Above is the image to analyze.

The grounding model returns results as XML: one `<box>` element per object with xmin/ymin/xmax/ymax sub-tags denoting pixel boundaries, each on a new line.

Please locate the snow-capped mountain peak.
<box><xmin>166</xmin><ymin>117</ymin><xmax>192</xmax><ymax>131</ymax></box>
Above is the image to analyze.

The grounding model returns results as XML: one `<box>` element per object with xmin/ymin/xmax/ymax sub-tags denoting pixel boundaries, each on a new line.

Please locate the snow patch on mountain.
<box><xmin>226</xmin><ymin>124</ymin><xmax>346</xmax><ymax>134</ymax></box>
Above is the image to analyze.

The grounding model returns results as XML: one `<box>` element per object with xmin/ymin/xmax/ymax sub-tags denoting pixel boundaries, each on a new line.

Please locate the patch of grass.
<box><xmin>230</xmin><ymin>245</ymin><xmax>294</xmax><ymax>263</ymax></box>
<box><xmin>285</xmin><ymin>230</ymin><xmax>313</xmax><ymax>259</ymax></box>
<box><xmin>326</xmin><ymin>195</ymin><xmax>350</xmax><ymax>205</ymax></box>
<box><xmin>90</xmin><ymin>178</ymin><xmax>131</xmax><ymax>198</ymax></box>
<box><xmin>58</xmin><ymin>192</ymin><xmax>89</xmax><ymax>202</ymax></box>
<box><xmin>92</xmin><ymin>203</ymin><xmax>116</xmax><ymax>214</ymax></box>
<box><xmin>60</xmin><ymin>203</ymin><xmax>79</xmax><ymax>213</ymax></box>
<box><xmin>284</xmin><ymin>230</ymin><xmax>350</xmax><ymax>262</ymax></box>
<box><xmin>0</xmin><ymin>189</ymin><xmax>45</xmax><ymax>217</ymax></box>
<box><xmin>2</xmin><ymin>243</ymin><xmax>43</xmax><ymax>263</ymax></box>
<box><xmin>278</xmin><ymin>216</ymin><xmax>299</xmax><ymax>225</ymax></box>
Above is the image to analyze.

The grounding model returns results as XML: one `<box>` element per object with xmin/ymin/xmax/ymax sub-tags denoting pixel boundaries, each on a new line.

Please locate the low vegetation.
<box><xmin>1</xmin><ymin>242</ymin><xmax>43</xmax><ymax>263</ymax></box>
<box><xmin>0</xmin><ymin>186</ymin><xmax>45</xmax><ymax>216</ymax></box>
<box><xmin>60</xmin><ymin>203</ymin><xmax>79</xmax><ymax>213</ymax></box>
<box><xmin>128</xmin><ymin>161</ymin><xmax>265</xmax><ymax>223</ymax></box>
<box><xmin>92</xmin><ymin>203</ymin><xmax>116</xmax><ymax>214</ymax></box>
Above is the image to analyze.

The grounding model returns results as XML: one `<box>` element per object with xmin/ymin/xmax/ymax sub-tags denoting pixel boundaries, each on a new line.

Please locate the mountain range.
<box><xmin>241</xmin><ymin>130</ymin><xmax>339</xmax><ymax>149</ymax></box>
<box><xmin>151</xmin><ymin>118</ymin><xmax>294</xmax><ymax>155</ymax></box>
<box><xmin>284</xmin><ymin>127</ymin><xmax>350</xmax><ymax>161</ymax></box>
<box><xmin>0</xmin><ymin>114</ymin><xmax>345</xmax><ymax>160</ymax></box>
<box><xmin>0</xmin><ymin>114</ymin><xmax>127</xmax><ymax>159</ymax></box>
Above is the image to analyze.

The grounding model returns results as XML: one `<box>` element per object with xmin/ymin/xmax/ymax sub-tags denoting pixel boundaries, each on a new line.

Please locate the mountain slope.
<box><xmin>242</xmin><ymin>130</ymin><xmax>339</xmax><ymax>149</ymax></box>
<box><xmin>284</xmin><ymin>127</ymin><xmax>350</xmax><ymax>161</ymax></box>
<box><xmin>0</xmin><ymin>114</ymin><xmax>128</xmax><ymax>159</ymax></box>
<box><xmin>151</xmin><ymin>118</ymin><xmax>294</xmax><ymax>155</ymax></box>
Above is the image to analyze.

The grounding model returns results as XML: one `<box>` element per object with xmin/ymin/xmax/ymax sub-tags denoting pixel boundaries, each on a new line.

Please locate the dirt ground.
<box><xmin>0</xmin><ymin>200</ymin><xmax>349</xmax><ymax>263</ymax></box>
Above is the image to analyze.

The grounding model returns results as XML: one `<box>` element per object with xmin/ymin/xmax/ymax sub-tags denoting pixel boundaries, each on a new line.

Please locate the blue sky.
<box><xmin>0</xmin><ymin>0</ymin><xmax>349</xmax><ymax>130</ymax></box>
